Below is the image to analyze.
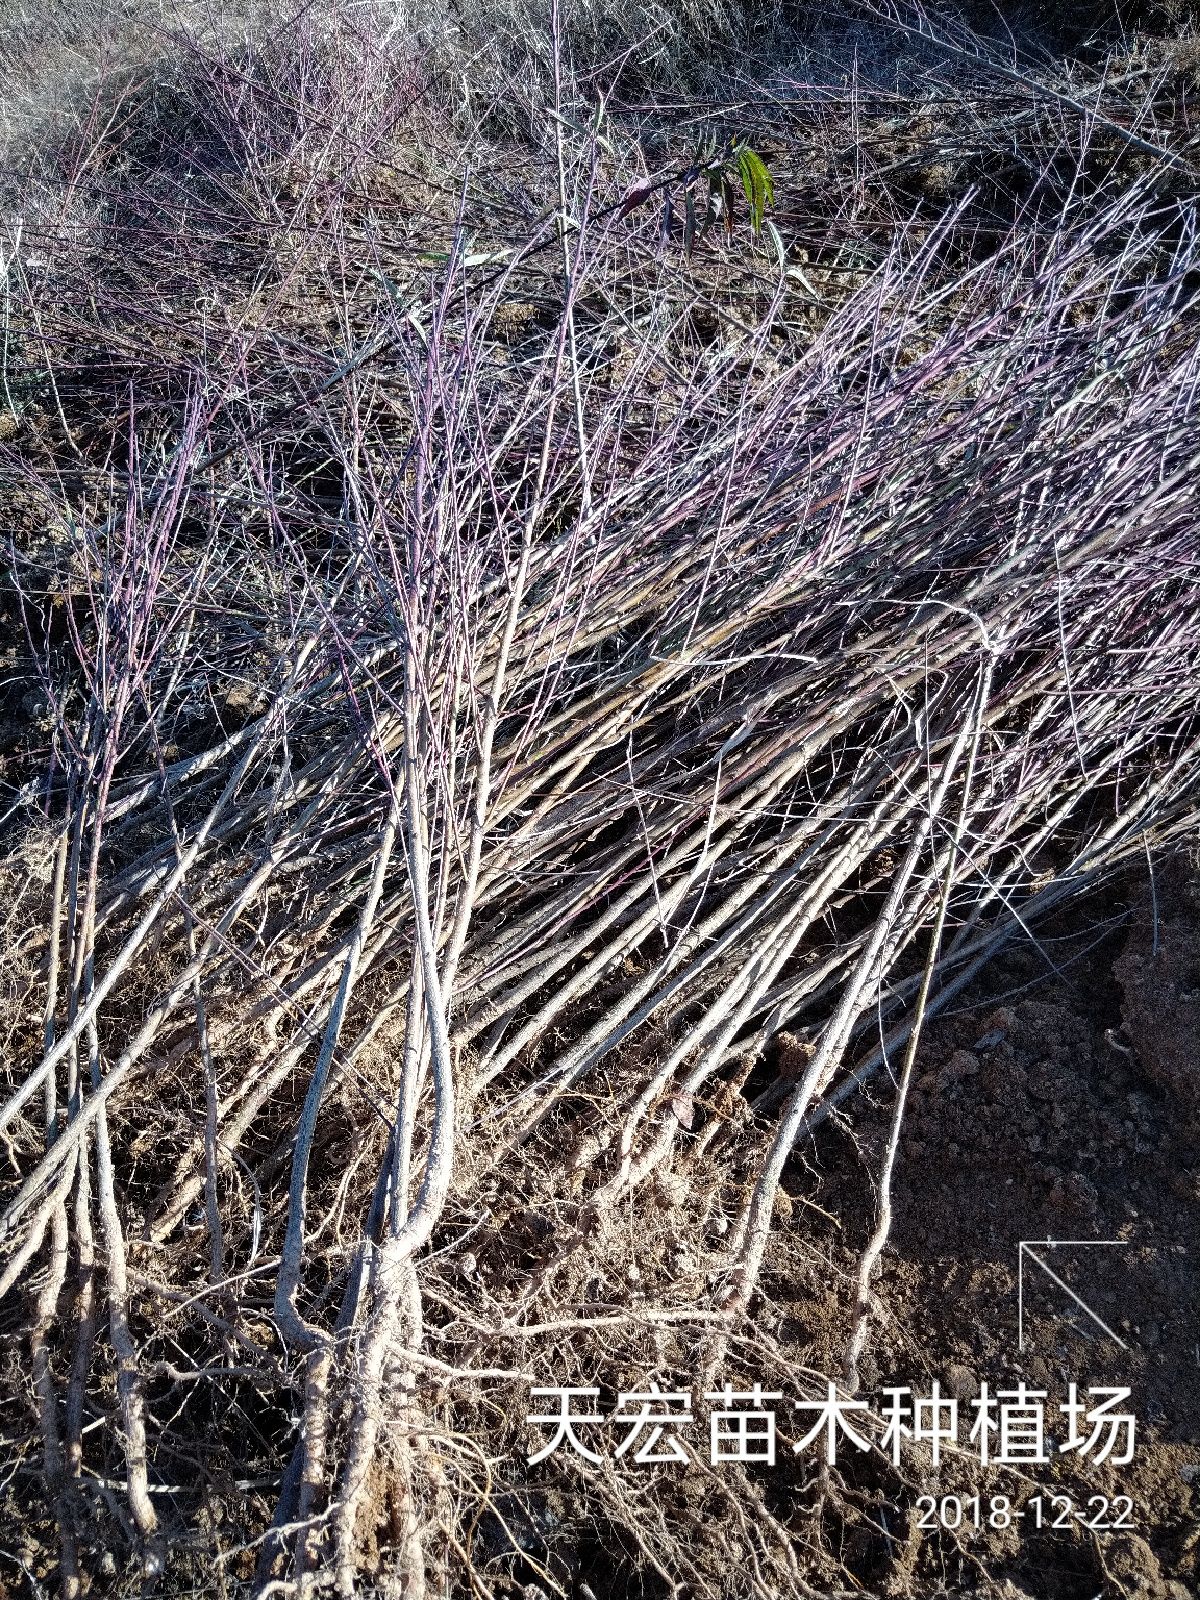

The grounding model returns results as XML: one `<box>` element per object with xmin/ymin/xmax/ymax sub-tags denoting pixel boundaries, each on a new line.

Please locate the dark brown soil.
<box><xmin>776</xmin><ymin>851</ymin><xmax>1200</xmax><ymax>1598</ymax></box>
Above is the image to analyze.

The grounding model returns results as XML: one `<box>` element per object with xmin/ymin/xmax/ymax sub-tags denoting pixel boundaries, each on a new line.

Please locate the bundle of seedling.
<box><xmin>1</xmin><ymin>2</ymin><xmax>1198</xmax><ymax>1593</ymax></box>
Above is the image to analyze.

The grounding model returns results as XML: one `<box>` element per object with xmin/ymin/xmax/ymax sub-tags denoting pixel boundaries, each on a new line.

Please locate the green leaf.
<box><xmin>735</xmin><ymin>145</ymin><xmax>774</xmax><ymax>233</ymax></box>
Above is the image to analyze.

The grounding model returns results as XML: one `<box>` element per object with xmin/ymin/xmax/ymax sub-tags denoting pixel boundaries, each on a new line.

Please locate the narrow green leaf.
<box><xmin>737</xmin><ymin>149</ymin><xmax>756</xmax><ymax>215</ymax></box>
<box><xmin>736</xmin><ymin>146</ymin><xmax>773</xmax><ymax>232</ymax></box>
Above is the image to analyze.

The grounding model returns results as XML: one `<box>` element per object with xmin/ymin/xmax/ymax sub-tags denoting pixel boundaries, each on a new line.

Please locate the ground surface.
<box><xmin>753</xmin><ymin>855</ymin><xmax>1200</xmax><ymax>1598</ymax></box>
<box><xmin>428</xmin><ymin>862</ymin><xmax>1200</xmax><ymax>1600</ymax></box>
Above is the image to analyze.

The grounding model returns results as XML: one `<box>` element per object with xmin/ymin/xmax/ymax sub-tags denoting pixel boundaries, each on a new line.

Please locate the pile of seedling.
<box><xmin>1</xmin><ymin>2</ymin><xmax>1198</xmax><ymax>1594</ymax></box>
